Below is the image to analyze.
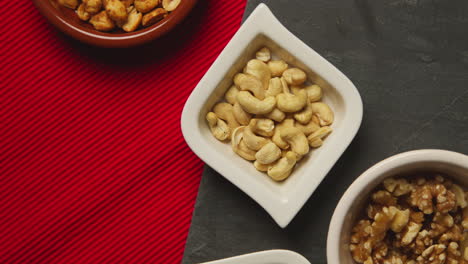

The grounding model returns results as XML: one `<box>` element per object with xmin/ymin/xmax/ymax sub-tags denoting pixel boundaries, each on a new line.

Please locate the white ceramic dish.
<box><xmin>327</xmin><ymin>149</ymin><xmax>468</xmax><ymax>264</ymax></box>
<box><xmin>181</xmin><ymin>3</ymin><xmax>363</xmax><ymax>228</ymax></box>
<box><xmin>199</xmin><ymin>249</ymin><xmax>311</xmax><ymax>264</ymax></box>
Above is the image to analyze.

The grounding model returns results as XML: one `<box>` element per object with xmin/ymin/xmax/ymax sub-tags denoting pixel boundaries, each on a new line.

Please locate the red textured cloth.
<box><xmin>0</xmin><ymin>1</ymin><xmax>246</xmax><ymax>263</ymax></box>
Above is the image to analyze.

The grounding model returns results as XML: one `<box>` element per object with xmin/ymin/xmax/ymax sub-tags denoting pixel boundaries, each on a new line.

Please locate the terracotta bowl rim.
<box><xmin>33</xmin><ymin>0</ymin><xmax>198</xmax><ymax>48</ymax></box>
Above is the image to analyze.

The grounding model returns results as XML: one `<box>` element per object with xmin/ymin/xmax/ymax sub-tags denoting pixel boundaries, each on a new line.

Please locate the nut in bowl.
<box><xmin>181</xmin><ymin>4</ymin><xmax>362</xmax><ymax>228</ymax></box>
<box><xmin>33</xmin><ymin>0</ymin><xmax>197</xmax><ymax>47</ymax></box>
<box><xmin>206</xmin><ymin>46</ymin><xmax>335</xmax><ymax>182</ymax></box>
<box><xmin>327</xmin><ymin>149</ymin><xmax>468</xmax><ymax>264</ymax></box>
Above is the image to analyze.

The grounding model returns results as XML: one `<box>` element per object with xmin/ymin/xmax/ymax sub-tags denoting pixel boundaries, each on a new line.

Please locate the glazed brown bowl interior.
<box><xmin>33</xmin><ymin>0</ymin><xmax>197</xmax><ymax>48</ymax></box>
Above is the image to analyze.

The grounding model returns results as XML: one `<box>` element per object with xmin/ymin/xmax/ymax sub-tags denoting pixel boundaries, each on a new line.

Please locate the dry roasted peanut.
<box><xmin>255</xmin><ymin>47</ymin><xmax>271</xmax><ymax>62</ymax></box>
<box><xmin>76</xmin><ymin>4</ymin><xmax>91</xmax><ymax>21</ymax></box>
<box><xmin>162</xmin><ymin>0</ymin><xmax>181</xmax><ymax>11</ymax></box>
<box><xmin>142</xmin><ymin>8</ymin><xmax>167</xmax><ymax>26</ymax></box>
<box><xmin>122</xmin><ymin>6</ymin><xmax>142</xmax><ymax>32</ymax></box>
<box><xmin>267</xmin><ymin>60</ymin><xmax>288</xmax><ymax>77</ymax></box>
<box><xmin>256</xmin><ymin>142</ymin><xmax>281</xmax><ymax>165</ymax></box>
<box><xmin>237</xmin><ymin>91</ymin><xmax>276</xmax><ymax>115</ymax></box>
<box><xmin>135</xmin><ymin>0</ymin><xmax>160</xmax><ymax>13</ymax></box>
<box><xmin>310</xmin><ymin>102</ymin><xmax>334</xmax><ymax>126</ymax></box>
<box><xmin>225</xmin><ymin>85</ymin><xmax>239</xmax><ymax>105</ymax></box>
<box><xmin>89</xmin><ymin>11</ymin><xmax>116</xmax><ymax>31</ymax></box>
<box><xmin>83</xmin><ymin>0</ymin><xmax>102</xmax><ymax>14</ymax></box>
<box><xmin>233</xmin><ymin>102</ymin><xmax>252</xmax><ymax>125</ymax></box>
<box><xmin>264</xmin><ymin>108</ymin><xmax>285</xmax><ymax>123</ymax></box>
<box><xmin>234</xmin><ymin>73</ymin><xmax>265</xmax><ymax>99</ymax></box>
<box><xmin>105</xmin><ymin>0</ymin><xmax>128</xmax><ymax>24</ymax></box>
<box><xmin>280</xmin><ymin>127</ymin><xmax>309</xmax><ymax>156</ymax></box>
<box><xmin>272</xmin><ymin>118</ymin><xmax>294</xmax><ymax>149</ymax></box>
<box><xmin>58</xmin><ymin>0</ymin><xmax>79</xmax><ymax>9</ymax></box>
<box><xmin>450</xmin><ymin>184</ymin><xmax>467</xmax><ymax>208</ymax></box>
<box><xmin>206</xmin><ymin>112</ymin><xmax>230</xmax><ymax>141</ymax></box>
<box><xmin>265</xmin><ymin>77</ymin><xmax>283</xmax><ymax>97</ymax></box>
<box><xmin>294</xmin><ymin>102</ymin><xmax>313</xmax><ymax>124</ymax></box>
<box><xmin>243</xmin><ymin>126</ymin><xmax>269</xmax><ymax>151</ymax></box>
<box><xmin>295</xmin><ymin>119</ymin><xmax>320</xmax><ymax>136</ymax></box>
<box><xmin>276</xmin><ymin>78</ymin><xmax>307</xmax><ymax>113</ymax></box>
<box><xmin>267</xmin><ymin>151</ymin><xmax>296</xmax><ymax>181</ymax></box>
<box><xmin>231</xmin><ymin>127</ymin><xmax>256</xmax><ymax>161</ymax></box>
<box><xmin>213</xmin><ymin>103</ymin><xmax>240</xmax><ymax>130</ymax></box>
<box><xmin>121</xmin><ymin>0</ymin><xmax>134</xmax><ymax>7</ymax></box>
<box><xmin>282</xmin><ymin>68</ymin><xmax>307</xmax><ymax>86</ymax></box>
<box><xmin>307</xmin><ymin>126</ymin><xmax>332</xmax><ymax>147</ymax></box>
<box><xmin>244</xmin><ymin>59</ymin><xmax>271</xmax><ymax>90</ymax></box>
<box><xmin>253</xmin><ymin>160</ymin><xmax>269</xmax><ymax>172</ymax></box>
<box><xmin>305</xmin><ymin>84</ymin><xmax>322</xmax><ymax>102</ymax></box>
<box><xmin>249</xmin><ymin>118</ymin><xmax>274</xmax><ymax>137</ymax></box>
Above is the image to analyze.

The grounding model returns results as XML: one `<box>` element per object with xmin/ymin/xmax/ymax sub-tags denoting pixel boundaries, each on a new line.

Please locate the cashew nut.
<box><xmin>267</xmin><ymin>60</ymin><xmax>288</xmax><ymax>77</ymax></box>
<box><xmin>244</xmin><ymin>59</ymin><xmax>271</xmax><ymax>90</ymax></box>
<box><xmin>280</xmin><ymin>127</ymin><xmax>309</xmax><ymax>156</ymax></box>
<box><xmin>234</xmin><ymin>73</ymin><xmax>265</xmax><ymax>99</ymax></box>
<box><xmin>308</xmin><ymin>126</ymin><xmax>332</xmax><ymax>148</ymax></box>
<box><xmin>83</xmin><ymin>0</ymin><xmax>102</xmax><ymax>14</ymax></box>
<box><xmin>162</xmin><ymin>0</ymin><xmax>181</xmax><ymax>11</ymax></box>
<box><xmin>267</xmin><ymin>151</ymin><xmax>296</xmax><ymax>181</ymax></box>
<box><xmin>255</xmin><ymin>142</ymin><xmax>281</xmax><ymax>164</ymax></box>
<box><xmin>305</xmin><ymin>84</ymin><xmax>322</xmax><ymax>102</ymax></box>
<box><xmin>225</xmin><ymin>85</ymin><xmax>239</xmax><ymax>105</ymax></box>
<box><xmin>255</xmin><ymin>47</ymin><xmax>271</xmax><ymax>62</ymax></box>
<box><xmin>89</xmin><ymin>10</ymin><xmax>116</xmax><ymax>31</ymax></box>
<box><xmin>249</xmin><ymin>118</ymin><xmax>275</xmax><ymax>137</ymax></box>
<box><xmin>276</xmin><ymin>78</ymin><xmax>307</xmax><ymax>113</ymax></box>
<box><xmin>77</xmin><ymin>4</ymin><xmax>91</xmax><ymax>20</ymax></box>
<box><xmin>272</xmin><ymin>118</ymin><xmax>294</xmax><ymax>149</ymax></box>
<box><xmin>311</xmin><ymin>102</ymin><xmax>334</xmax><ymax>126</ymax></box>
<box><xmin>309</xmin><ymin>138</ymin><xmax>323</xmax><ymax>148</ymax></box>
<box><xmin>265</xmin><ymin>77</ymin><xmax>282</xmax><ymax>97</ymax></box>
<box><xmin>233</xmin><ymin>102</ymin><xmax>251</xmax><ymax>125</ymax></box>
<box><xmin>135</xmin><ymin>0</ymin><xmax>160</xmax><ymax>13</ymax></box>
<box><xmin>206</xmin><ymin>112</ymin><xmax>230</xmax><ymax>141</ymax></box>
<box><xmin>213</xmin><ymin>103</ymin><xmax>240</xmax><ymax>130</ymax></box>
<box><xmin>295</xmin><ymin>119</ymin><xmax>320</xmax><ymax>136</ymax></box>
<box><xmin>58</xmin><ymin>0</ymin><xmax>79</xmax><ymax>9</ymax></box>
<box><xmin>294</xmin><ymin>102</ymin><xmax>313</xmax><ymax>124</ymax></box>
<box><xmin>282</xmin><ymin>68</ymin><xmax>307</xmax><ymax>86</ymax></box>
<box><xmin>105</xmin><ymin>0</ymin><xmax>128</xmax><ymax>24</ymax></box>
<box><xmin>253</xmin><ymin>160</ymin><xmax>269</xmax><ymax>172</ymax></box>
<box><xmin>231</xmin><ymin>127</ymin><xmax>257</xmax><ymax>161</ymax></box>
<box><xmin>237</xmin><ymin>91</ymin><xmax>276</xmax><ymax>115</ymax></box>
<box><xmin>264</xmin><ymin>108</ymin><xmax>285</xmax><ymax>123</ymax></box>
<box><xmin>142</xmin><ymin>8</ymin><xmax>167</xmax><ymax>27</ymax></box>
<box><xmin>243</xmin><ymin>126</ymin><xmax>269</xmax><ymax>151</ymax></box>
<box><xmin>122</xmin><ymin>6</ymin><xmax>142</xmax><ymax>32</ymax></box>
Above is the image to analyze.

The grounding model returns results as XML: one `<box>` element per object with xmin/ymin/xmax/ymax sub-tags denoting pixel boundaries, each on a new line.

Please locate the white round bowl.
<box><xmin>327</xmin><ymin>149</ymin><xmax>468</xmax><ymax>264</ymax></box>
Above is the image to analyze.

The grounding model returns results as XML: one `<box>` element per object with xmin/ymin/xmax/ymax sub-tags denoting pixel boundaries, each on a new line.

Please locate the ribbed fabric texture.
<box><xmin>0</xmin><ymin>0</ymin><xmax>246</xmax><ymax>263</ymax></box>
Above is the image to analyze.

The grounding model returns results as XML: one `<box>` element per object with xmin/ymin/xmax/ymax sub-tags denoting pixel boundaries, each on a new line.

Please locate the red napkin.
<box><xmin>0</xmin><ymin>0</ymin><xmax>246</xmax><ymax>262</ymax></box>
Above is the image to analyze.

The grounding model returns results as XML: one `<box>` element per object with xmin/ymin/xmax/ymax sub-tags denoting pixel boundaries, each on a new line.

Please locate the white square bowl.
<box><xmin>199</xmin><ymin>250</ymin><xmax>311</xmax><ymax>264</ymax></box>
<box><xmin>181</xmin><ymin>3</ymin><xmax>363</xmax><ymax>228</ymax></box>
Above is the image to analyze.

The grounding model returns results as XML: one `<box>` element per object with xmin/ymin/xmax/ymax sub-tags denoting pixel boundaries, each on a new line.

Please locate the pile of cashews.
<box><xmin>206</xmin><ymin>47</ymin><xmax>335</xmax><ymax>181</ymax></box>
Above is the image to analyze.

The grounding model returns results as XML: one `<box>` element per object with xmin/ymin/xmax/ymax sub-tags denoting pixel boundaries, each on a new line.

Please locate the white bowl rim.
<box><xmin>199</xmin><ymin>249</ymin><xmax>311</xmax><ymax>264</ymax></box>
<box><xmin>326</xmin><ymin>149</ymin><xmax>468</xmax><ymax>264</ymax></box>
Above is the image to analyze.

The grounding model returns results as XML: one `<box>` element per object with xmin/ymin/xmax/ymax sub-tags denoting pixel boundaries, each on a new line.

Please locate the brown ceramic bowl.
<box><xmin>33</xmin><ymin>0</ymin><xmax>197</xmax><ymax>48</ymax></box>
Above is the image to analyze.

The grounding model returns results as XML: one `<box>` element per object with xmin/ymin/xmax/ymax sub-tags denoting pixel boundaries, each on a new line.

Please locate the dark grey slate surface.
<box><xmin>182</xmin><ymin>0</ymin><xmax>468</xmax><ymax>263</ymax></box>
